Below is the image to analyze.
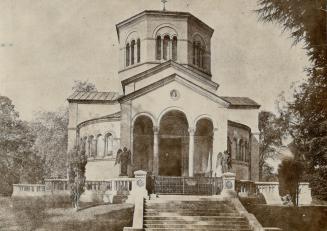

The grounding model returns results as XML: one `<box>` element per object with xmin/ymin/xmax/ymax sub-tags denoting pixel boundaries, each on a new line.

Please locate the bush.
<box><xmin>278</xmin><ymin>158</ymin><xmax>304</xmax><ymax>206</ymax></box>
<box><xmin>308</xmin><ymin>167</ymin><xmax>327</xmax><ymax>201</ymax></box>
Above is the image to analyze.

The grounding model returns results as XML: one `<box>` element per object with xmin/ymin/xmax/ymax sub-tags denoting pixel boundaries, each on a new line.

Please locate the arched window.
<box><xmin>137</xmin><ymin>39</ymin><xmax>141</xmax><ymax>63</ymax></box>
<box><xmin>80</xmin><ymin>137</ymin><xmax>87</xmax><ymax>153</ymax></box>
<box><xmin>88</xmin><ymin>135</ymin><xmax>94</xmax><ymax>157</ymax></box>
<box><xmin>96</xmin><ymin>134</ymin><xmax>104</xmax><ymax>158</ymax></box>
<box><xmin>131</xmin><ymin>40</ymin><xmax>135</xmax><ymax>65</ymax></box>
<box><xmin>193</xmin><ymin>35</ymin><xmax>206</xmax><ymax>70</ymax></box>
<box><xmin>126</xmin><ymin>43</ymin><xmax>130</xmax><ymax>67</ymax></box>
<box><xmin>245</xmin><ymin>141</ymin><xmax>249</xmax><ymax>162</ymax></box>
<box><xmin>105</xmin><ymin>133</ymin><xmax>114</xmax><ymax>156</ymax></box>
<box><xmin>172</xmin><ymin>36</ymin><xmax>177</xmax><ymax>61</ymax></box>
<box><xmin>241</xmin><ymin>141</ymin><xmax>245</xmax><ymax>161</ymax></box>
<box><xmin>163</xmin><ymin>35</ymin><xmax>170</xmax><ymax>60</ymax></box>
<box><xmin>237</xmin><ymin>139</ymin><xmax>243</xmax><ymax>160</ymax></box>
<box><xmin>156</xmin><ymin>36</ymin><xmax>161</xmax><ymax>60</ymax></box>
<box><xmin>233</xmin><ymin>138</ymin><xmax>238</xmax><ymax>160</ymax></box>
<box><xmin>227</xmin><ymin>137</ymin><xmax>232</xmax><ymax>155</ymax></box>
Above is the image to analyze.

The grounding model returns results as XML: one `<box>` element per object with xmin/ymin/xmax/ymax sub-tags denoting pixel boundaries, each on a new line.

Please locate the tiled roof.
<box><xmin>220</xmin><ymin>96</ymin><xmax>260</xmax><ymax>108</ymax></box>
<box><xmin>67</xmin><ymin>91</ymin><xmax>121</xmax><ymax>102</ymax></box>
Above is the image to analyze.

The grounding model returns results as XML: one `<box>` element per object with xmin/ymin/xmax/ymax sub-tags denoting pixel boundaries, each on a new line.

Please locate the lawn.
<box><xmin>241</xmin><ymin>198</ymin><xmax>327</xmax><ymax>231</ymax></box>
<box><xmin>0</xmin><ymin>196</ymin><xmax>134</xmax><ymax>231</ymax></box>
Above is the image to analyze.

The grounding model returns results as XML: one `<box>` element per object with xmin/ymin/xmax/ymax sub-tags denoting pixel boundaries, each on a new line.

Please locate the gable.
<box><xmin>122</xmin><ymin>60</ymin><xmax>219</xmax><ymax>95</ymax></box>
<box><xmin>119</xmin><ymin>73</ymin><xmax>228</xmax><ymax>107</ymax></box>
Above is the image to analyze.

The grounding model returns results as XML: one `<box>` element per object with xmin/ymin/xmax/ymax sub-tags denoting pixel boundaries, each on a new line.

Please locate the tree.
<box><xmin>68</xmin><ymin>145</ymin><xmax>87</xmax><ymax>211</ymax></box>
<box><xmin>278</xmin><ymin>158</ymin><xmax>304</xmax><ymax>206</ymax></box>
<box><xmin>30</xmin><ymin>108</ymin><xmax>68</xmax><ymax>178</ymax></box>
<box><xmin>0</xmin><ymin>95</ymin><xmax>43</xmax><ymax>195</ymax></box>
<box><xmin>257</xmin><ymin>0</ymin><xmax>327</xmax><ymax>198</ymax></box>
<box><xmin>258</xmin><ymin>111</ymin><xmax>287</xmax><ymax>180</ymax></box>
<box><xmin>72</xmin><ymin>80</ymin><xmax>97</xmax><ymax>92</ymax></box>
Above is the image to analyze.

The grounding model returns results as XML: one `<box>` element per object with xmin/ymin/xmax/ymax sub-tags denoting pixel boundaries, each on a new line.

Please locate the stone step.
<box><xmin>144</xmin><ymin>220</ymin><xmax>248</xmax><ymax>225</ymax></box>
<box><xmin>144</xmin><ymin>215</ymin><xmax>247</xmax><ymax>221</ymax></box>
<box><xmin>145</xmin><ymin>204</ymin><xmax>234</xmax><ymax>209</ymax></box>
<box><xmin>144</xmin><ymin>228</ymin><xmax>252</xmax><ymax>231</ymax></box>
<box><xmin>144</xmin><ymin>224</ymin><xmax>251</xmax><ymax>229</ymax></box>
<box><xmin>145</xmin><ymin>208</ymin><xmax>236</xmax><ymax>212</ymax></box>
<box><xmin>144</xmin><ymin>211</ymin><xmax>240</xmax><ymax>216</ymax></box>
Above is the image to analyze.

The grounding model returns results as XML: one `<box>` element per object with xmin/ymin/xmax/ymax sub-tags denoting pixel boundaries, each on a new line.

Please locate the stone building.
<box><xmin>67</xmin><ymin>10</ymin><xmax>261</xmax><ymax>182</ymax></box>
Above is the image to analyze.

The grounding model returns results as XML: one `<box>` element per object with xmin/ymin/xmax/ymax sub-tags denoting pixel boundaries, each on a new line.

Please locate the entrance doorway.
<box><xmin>159</xmin><ymin>138</ymin><xmax>182</xmax><ymax>176</ymax></box>
<box><xmin>158</xmin><ymin>110</ymin><xmax>189</xmax><ymax>176</ymax></box>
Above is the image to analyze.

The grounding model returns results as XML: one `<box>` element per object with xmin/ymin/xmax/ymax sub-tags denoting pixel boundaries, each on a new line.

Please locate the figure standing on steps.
<box><xmin>115</xmin><ymin>147</ymin><xmax>131</xmax><ymax>176</ymax></box>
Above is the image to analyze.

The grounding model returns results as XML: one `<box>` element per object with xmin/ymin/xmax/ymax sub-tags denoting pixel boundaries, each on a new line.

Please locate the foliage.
<box><xmin>278</xmin><ymin>158</ymin><xmax>304</xmax><ymax>206</ymax></box>
<box><xmin>0</xmin><ymin>95</ymin><xmax>43</xmax><ymax>195</ymax></box>
<box><xmin>262</xmin><ymin>162</ymin><xmax>278</xmax><ymax>182</ymax></box>
<box><xmin>257</xmin><ymin>0</ymin><xmax>327</xmax><ymax>199</ymax></box>
<box><xmin>257</xmin><ymin>0</ymin><xmax>326</xmax><ymax>67</ymax></box>
<box><xmin>72</xmin><ymin>80</ymin><xmax>97</xmax><ymax>92</ymax></box>
<box><xmin>30</xmin><ymin>108</ymin><xmax>68</xmax><ymax>178</ymax></box>
<box><xmin>258</xmin><ymin>111</ymin><xmax>287</xmax><ymax>180</ymax></box>
<box><xmin>306</xmin><ymin>166</ymin><xmax>327</xmax><ymax>200</ymax></box>
<box><xmin>68</xmin><ymin>145</ymin><xmax>87</xmax><ymax>210</ymax></box>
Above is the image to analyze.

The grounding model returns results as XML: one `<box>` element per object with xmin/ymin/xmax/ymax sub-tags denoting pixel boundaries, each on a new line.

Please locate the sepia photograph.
<box><xmin>0</xmin><ymin>0</ymin><xmax>326</xmax><ymax>230</ymax></box>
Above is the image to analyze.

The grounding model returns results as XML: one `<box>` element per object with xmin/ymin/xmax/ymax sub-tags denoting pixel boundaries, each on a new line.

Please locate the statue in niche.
<box><xmin>115</xmin><ymin>147</ymin><xmax>131</xmax><ymax>176</ymax></box>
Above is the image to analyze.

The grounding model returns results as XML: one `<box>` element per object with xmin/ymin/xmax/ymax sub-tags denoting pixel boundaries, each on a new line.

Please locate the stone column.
<box><xmin>250</xmin><ymin>132</ymin><xmax>260</xmax><ymax>181</ymax></box>
<box><xmin>120</xmin><ymin>101</ymin><xmax>132</xmax><ymax>150</ymax></box>
<box><xmin>169</xmin><ymin>38</ymin><xmax>173</xmax><ymax>60</ymax></box>
<box><xmin>153</xmin><ymin>126</ymin><xmax>159</xmax><ymax>175</ymax></box>
<box><xmin>188</xmin><ymin>127</ymin><xmax>195</xmax><ymax>177</ymax></box>
<box><xmin>161</xmin><ymin>38</ymin><xmax>164</xmax><ymax>60</ymax></box>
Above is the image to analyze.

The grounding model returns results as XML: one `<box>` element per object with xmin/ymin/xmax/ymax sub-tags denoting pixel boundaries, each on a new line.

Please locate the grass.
<box><xmin>0</xmin><ymin>196</ymin><xmax>133</xmax><ymax>231</ymax></box>
<box><xmin>240</xmin><ymin>197</ymin><xmax>327</xmax><ymax>231</ymax></box>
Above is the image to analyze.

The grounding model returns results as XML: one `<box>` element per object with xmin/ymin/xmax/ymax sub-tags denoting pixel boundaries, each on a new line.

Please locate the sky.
<box><xmin>0</xmin><ymin>0</ymin><xmax>310</xmax><ymax>121</ymax></box>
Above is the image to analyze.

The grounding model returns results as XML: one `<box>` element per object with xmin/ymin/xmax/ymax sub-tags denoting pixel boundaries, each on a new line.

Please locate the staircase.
<box><xmin>143</xmin><ymin>196</ymin><xmax>253</xmax><ymax>231</ymax></box>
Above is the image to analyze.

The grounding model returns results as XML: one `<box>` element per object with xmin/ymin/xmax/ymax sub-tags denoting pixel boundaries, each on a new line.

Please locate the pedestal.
<box><xmin>221</xmin><ymin>172</ymin><xmax>237</xmax><ymax>198</ymax></box>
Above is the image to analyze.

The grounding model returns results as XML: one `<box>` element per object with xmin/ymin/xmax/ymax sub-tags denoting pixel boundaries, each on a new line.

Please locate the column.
<box><xmin>188</xmin><ymin>127</ymin><xmax>195</xmax><ymax>177</ymax></box>
<box><xmin>161</xmin><ymin>38</ymin><xmax>164</xmax><ymax>60</ymax></box>
<box><xmin>169</xmin><ymin>38</ymin><xmax>173</xmax><ymax>60</ymax></box>
<box><xmin>153</xmin><ymin>126</ymin><xmax>159</xmax><ymax>175</ymax></box>
<box><xmin>250</xmin><ymin>132</ymin><xmax>260</xmax><ymax>181</ymax></box>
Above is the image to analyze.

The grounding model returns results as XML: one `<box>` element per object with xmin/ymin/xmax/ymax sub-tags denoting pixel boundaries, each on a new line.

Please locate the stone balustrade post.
<box><xmin>128</xmin><ymin>170</ymin><xmax>148</xmax><ymax>204</ymax></box>
<box><xmin>221</xmin><ymin>172</ymin><xmax>237</xmax><ymax>198</ymax></box>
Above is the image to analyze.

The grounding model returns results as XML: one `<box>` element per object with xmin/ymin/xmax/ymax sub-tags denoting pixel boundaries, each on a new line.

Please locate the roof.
<box><xmin>121</xmin><ymin>60</ymin><xmax>217</xmax><ymax>90</ymax></box>
<box><xmin>67</xmin><ymin>91</ymin><xmax>121</xmax><ymax>103</ymax></box>
<box><xmin>220</xmin><ymin>96</ymin><xmax>261</xmax><ymax>109</ymax></box>
<box><xmin>116</xmin><ymin>10</ymin><xmax>214</xmax><ymax>41</ymax></box>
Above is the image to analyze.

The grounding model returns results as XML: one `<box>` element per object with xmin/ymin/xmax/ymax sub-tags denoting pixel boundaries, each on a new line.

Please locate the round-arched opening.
<box><xmin>133</xmin><ymin>115</ymin><xmax>154</xmax><ymax>173</ymax></box>
<box><xmin>159</xmin><ymin>110</ymin><xmax>189</xmax><ymax>176</ymax></box>
<box><xmin>194</xmin><ymin>118</ymin><xmax>213</xmax><ymax>176</ymax></box>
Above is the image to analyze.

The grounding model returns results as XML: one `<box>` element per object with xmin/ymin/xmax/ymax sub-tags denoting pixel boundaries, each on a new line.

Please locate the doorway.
<box><xmin>159</xmin><ymin>138</ymin><xmax>182</xmax><ymax>176</ymax></box>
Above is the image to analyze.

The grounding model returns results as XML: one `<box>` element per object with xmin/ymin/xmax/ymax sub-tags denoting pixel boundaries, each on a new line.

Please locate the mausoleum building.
<box><xmin>67</xmin><ymin>10</ymin><xmax>261</xmax><ymax>182</ymax></box>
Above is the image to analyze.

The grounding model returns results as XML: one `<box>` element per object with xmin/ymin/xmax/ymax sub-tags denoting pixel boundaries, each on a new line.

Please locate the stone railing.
<box><xmin>255</xmin><ymin>182</ymin><xmax>282</xmax><ymax>205</ymax></box>
<box><xmin>45</xmin><ymin>179</ymin><xmax>69</xmax><ymax>192</ymax></box>
<box><xmin>86</xmin><ymin>178</ymin><xmax>133</xmax><ymax>192</ymax></box>
<box><xmin>235</xmin><ymin>181</ymin><xmax>312</xmax><ymax>205</ymax></box>
<box><xmin>12</xmin><ymin>184</ymin><xmax>46</xmax><ymax>197</ymax></box>
<box><xmin>235</xmin><ymin>180</ymin><xmax>256</xmax><ymax>197</ymax></box>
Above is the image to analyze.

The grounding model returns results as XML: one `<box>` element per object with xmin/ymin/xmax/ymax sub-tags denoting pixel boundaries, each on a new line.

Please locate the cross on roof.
<box><xmin>161</xmin><ymin>0</ymin><xmax>168</xmax><ymax>11</ymax></box>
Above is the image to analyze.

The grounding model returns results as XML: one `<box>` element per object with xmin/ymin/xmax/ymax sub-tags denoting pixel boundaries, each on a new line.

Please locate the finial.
<box><xmin>161</xmin><ymin>0</ymin><xmax>167</xmax><ymax>11</ymax></box>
